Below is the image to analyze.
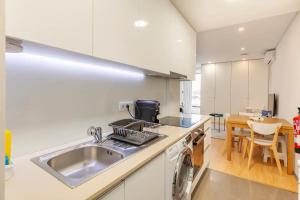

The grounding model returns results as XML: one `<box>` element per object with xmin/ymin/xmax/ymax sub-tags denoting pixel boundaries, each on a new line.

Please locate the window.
<box><xmin>191</xmin><ymin>73</ymin><xmax>201</xmax><ymax>114</ymax></box>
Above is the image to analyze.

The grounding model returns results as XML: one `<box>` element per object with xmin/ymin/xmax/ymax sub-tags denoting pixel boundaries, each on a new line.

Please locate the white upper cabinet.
<box><xmin>169</xmin><ymin>8</ymin><xmax>196</xmax><ymax>80</ymax></box>
<box><xmin>231</xmin><ymin>61</ymin><xmax>249</xmax><ymax>114</ymax></box>
<box><xmin>249</xmin><ymin>59</ymin><xmax>269</xmax><ymax>110</ymax></box>
<box><xmin>93</xmin><ymin>0</ymin><xmax>196</xmax><ymax>77</ymax></box>
<box><xmin>93</xmin><ymin>0</ymin><xmax>146</xmax><ymax>71</ymax></box>
<box><xmin>93</xmin><ymin>0</ymin><xmax>170</xmax><ymax>74</ymax></box>
<box><xmin>6</xmin><ymin>0</ymin><xmax>93</xmax><ymax>55</ymax></box>
<box><xmin>6</xmin><ymin>0</ymin><xmax>195</xmax><ymax>77</ymax></box>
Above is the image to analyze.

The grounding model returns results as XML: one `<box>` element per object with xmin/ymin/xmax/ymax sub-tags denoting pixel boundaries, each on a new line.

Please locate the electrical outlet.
<box><xmin>119</xmin><ymin>101</ymin><xmax>134</xmax><ymax>111</ymax></box>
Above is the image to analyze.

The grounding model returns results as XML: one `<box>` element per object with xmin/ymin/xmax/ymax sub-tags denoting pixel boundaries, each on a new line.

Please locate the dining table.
<box><xmin>226</xmin><ymin>115</ymin><xmax>295</xmax><ymax>175</ymax></box>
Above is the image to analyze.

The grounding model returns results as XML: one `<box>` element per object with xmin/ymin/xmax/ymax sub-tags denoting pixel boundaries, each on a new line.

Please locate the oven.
<box><xmin>192</xmin><ymin>125</ymin><xmax>205</xmax><ymax>179</ymax></box>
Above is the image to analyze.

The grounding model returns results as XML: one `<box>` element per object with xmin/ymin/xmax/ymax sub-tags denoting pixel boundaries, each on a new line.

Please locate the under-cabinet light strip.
<box><xmin>6</xmin><ymin>52</ymin><xmax>145</xmax><ymax>80</ymax></box>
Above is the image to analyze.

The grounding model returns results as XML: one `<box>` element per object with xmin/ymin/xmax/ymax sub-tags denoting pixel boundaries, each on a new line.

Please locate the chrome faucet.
<box><xmin>87</xmin><ymin>126</ymin><xmax>103</xmax><ymax>143</ymax></box>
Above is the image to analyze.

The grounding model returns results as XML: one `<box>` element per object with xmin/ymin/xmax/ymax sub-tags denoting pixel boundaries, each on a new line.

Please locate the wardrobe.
<box><xmin>200</xmin><ymin>59</ymin><xmax>269</xmax><ymax>116</ymax></box>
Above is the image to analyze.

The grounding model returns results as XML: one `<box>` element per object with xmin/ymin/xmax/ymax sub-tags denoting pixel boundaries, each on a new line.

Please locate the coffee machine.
<box><xmin>135</xmin><ymin>100</ymin><xmax>160</xmax><ymax>123</ymax></box>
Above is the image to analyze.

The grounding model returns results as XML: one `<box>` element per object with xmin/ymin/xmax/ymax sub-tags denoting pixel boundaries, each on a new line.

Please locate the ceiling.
<box><xmin>171</xmin><ymin>0</ymin><xmax>300</xmax><ymax>32</ymax></box>
<box><xmin>170</xmin><ymin>0</ymin><xmax>300</xmax><ymax>65</ymax></box>
<box><xmin>196</xmin><ymin>12</ymin><xmax>297</xmax><ymax>64</ymax></box>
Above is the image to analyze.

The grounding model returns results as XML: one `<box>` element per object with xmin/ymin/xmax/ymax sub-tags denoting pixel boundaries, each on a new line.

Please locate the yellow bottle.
<box><xmin>5</xmin><ymin>130</ymin><xmax>12</xmax><ymax>164</ymax></box>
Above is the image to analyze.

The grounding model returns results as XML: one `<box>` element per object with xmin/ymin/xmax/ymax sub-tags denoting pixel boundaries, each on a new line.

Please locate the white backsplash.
<box><xmin>6</xmin><ymin>52</ymin><xmax>180</xmax><ymax>157</ymax></box>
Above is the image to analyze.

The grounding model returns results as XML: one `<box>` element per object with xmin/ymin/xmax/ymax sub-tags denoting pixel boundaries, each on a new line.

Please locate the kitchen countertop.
<box><xmin>5</xmin><ymin>114</ymin><xmax>211</xmax><ymax>200</ymax></box>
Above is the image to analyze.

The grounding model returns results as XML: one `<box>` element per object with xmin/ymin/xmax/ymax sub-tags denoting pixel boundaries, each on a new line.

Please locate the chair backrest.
<box><xmin>239</xmin><ymin>112</ymin><xmax>259</xmax><ymax>117</ymax></box>
<box><xmin>247</xmin><ymin>120</ymin><xmax>282</xmax><ymax>136</ymax></box>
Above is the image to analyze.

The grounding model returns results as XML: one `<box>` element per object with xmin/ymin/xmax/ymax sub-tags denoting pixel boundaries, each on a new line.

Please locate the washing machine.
<box><xmin>165</xmin><ymin>134</ymin><xmax>194</xmax><ymax>200</ymax></box>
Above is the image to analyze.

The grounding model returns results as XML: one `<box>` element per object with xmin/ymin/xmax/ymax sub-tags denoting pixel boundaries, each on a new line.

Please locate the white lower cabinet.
<box><xmin>97</xmin><ymin>182</ymin><xmax>125</xmax><ymax>200</ymax></box>
<box><xmin>96</xmin><ymin>153</ymin><xmax>165</xmax><ymax>200</ymax></box>
<box><xmin>124</xmin><ymin>153</ymin><xmax>165</xmax><ymax>200</ymax></box>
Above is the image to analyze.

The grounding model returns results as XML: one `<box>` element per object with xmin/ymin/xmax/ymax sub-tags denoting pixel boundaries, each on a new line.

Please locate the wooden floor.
<box><xmin>209</xmin><ymin>138</ymin><xmax>298</xmax><ymax>193</ymax></box>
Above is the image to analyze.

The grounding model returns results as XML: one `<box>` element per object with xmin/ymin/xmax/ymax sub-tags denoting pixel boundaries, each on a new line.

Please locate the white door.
<box><xmin>231</xmin><ymin>61</ymin><xmax>249</xmax><ymax>114</ymax></box>
<box><xmin>249</xmin><ymin>59</ymin><xmax>269</xmax><ymax>110</ymax></box>
<box><xmin>200</xmin><ymin>64</ymin><xmax>215</xmax><ymax>115</ymax></box>
<box><xmin>215</xmin><ymin>62</ymin><xmax>231</xmax><ymax>114</ymax></box>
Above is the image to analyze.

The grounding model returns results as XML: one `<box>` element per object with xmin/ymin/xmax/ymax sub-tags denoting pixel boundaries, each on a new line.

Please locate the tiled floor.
<box><xmin>192</xmin><ymin>169</ymin><xmax>298</xmax><ymax>200</ymax></box>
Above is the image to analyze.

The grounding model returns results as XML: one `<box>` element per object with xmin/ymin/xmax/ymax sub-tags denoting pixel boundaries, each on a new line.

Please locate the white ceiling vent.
<box><xmin>264</xmin><ymin>49</ymin><xmax>276</xmax><ymax>65</ymax></box>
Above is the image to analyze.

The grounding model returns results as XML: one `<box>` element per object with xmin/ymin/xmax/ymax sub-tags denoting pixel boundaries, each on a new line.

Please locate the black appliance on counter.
<box><xmin>135</xmin><ymin>100</ymin><xmax>160</xmax><ymax>123</ymax></box>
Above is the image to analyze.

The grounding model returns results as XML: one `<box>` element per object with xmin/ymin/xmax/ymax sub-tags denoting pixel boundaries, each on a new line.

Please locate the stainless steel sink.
<box><xmin>47</xmin><ymin>146</ymin><xmax>124</xmax><ymax>182</ymax></box>
<box><xmin>32</xmin><ymin>134</ymin><xmax>167</xmax><ymax>188</ymax></box>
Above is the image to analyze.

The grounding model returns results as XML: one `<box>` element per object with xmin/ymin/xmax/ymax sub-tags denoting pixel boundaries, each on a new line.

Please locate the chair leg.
<box><xmin>269</xmin><ymin>148</ymin><xmax>274</xmax><ymax>165</ymax></box>
<box><xmin>272</xmin><ymin>146</ymin><xmax>283</xmax><ymax>175</ymax></box>
<box><xmin>239</xmin><ymin>137</ymin><xmax>244</xmax><ymax>153</ymax></box>
<box><xmin>243</xmin><ymin>139</ymin><xmax>248</xmax><ymax>158</ymax></box>
<box><xmin>248</xmin><ymin>142</ymin><xmax>254</xmax><ymax>169</ymax></box>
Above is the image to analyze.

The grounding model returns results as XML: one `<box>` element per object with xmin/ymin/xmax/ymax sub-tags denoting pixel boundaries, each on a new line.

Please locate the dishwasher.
<box><xmin>192</xmin><ymin>125</ymin><xmax>205</xmax><ymax>179</ymax></box>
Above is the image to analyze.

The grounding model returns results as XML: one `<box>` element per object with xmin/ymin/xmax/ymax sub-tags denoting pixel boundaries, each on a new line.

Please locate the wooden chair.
<box><xmin>243</xmin><ymin>120</ymin><xmax>282</xmax><ymax>174</ymax></box>
<box><xmin>223</xmin><ymin>113</ymin><xmax>249</xmax><ymax>153</ymax></box>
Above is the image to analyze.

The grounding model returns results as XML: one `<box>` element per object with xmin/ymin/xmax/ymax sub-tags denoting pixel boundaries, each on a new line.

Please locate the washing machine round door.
<box><xmin>172</xmin><ymin>147</ymin><xmax>193</xmax><ymax>200</ymax></box>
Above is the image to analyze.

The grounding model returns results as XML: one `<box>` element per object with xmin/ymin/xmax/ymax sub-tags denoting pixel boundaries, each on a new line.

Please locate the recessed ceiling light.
<box><xmin>238</xmin><ymin>27</ymin><xmax>245</xmax><ymax>32</ymax></box>
<box><xmin>177</xmin><ymin>39</ymin><xmax>183</xmax><ymax>43</ymax></box>
<box><xmin>134</xmin><ymin>20</ymin><xmax>148</xmax><ymax>28</ymax></box>
<box><xmin>208</xmin><ymin>61</ymin><xmax>212</xmax><ymax>64</ymax></box>
<box><xmin>241</xmin><ymin>47</ymin><xmax>245</xmax><ymax>51</ymax></box>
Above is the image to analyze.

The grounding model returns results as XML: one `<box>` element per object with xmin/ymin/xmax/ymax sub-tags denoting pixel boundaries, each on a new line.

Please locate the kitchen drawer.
<box><xmin>204</xmin><ymin>128</ymin><xmax>211</xmax><ymax>150</ymax></box>
<box><xmin>204</xmin><ymin>119</ymin><xmax>211</xmax><ymax>132</ymax></box>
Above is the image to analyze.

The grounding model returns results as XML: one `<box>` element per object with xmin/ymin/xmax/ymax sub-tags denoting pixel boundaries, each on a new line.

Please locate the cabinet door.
<box><xmin>97</xmin><ymin>182</ymin><xmax>124</xmax><ymax>200</ymax></box>
<box><xmin>170</xmin><ymin>7</ymin><xmax>196</xmax><ymax>80</ymax></box>
<box><xmin>249</xmin><ymin>59</ymin><xmax>269</xmax><ymax>110</ymax></box>
<box><xmin>125</xmin><ymin>154</ymin><xmax>165</xmax><ymax>200</ymax></box>
<box><xmin>200</xmin><ymin>64</ymin><xmax>215</xmax><ymax>115</ymax></box>
<box><xmin>200</xmin><ymin>98</ymin><xmax>214</xmax><ymax>115</ymax></box>
<box><xmin>201</xmin><ymin>64</ymin><xmax>215</xmax><ymax>99</ymax></box>
<box><xmin>6</xmin><ymin>0</ymin><xmax>93</xmax><ymax>55</ymax></box>
<box><xmin>93</xmin><ymin>0</ymin><xmax>170</xmax><ymax>74</ymax></box>
<box><xmin>231</xmin><ymin>61</ymin><xmax>249</xmax><ymax>114</ymax></box>
<box><xmin>215</xmin><ymin>62</ymin><xmax>231</xmax><ymax>114</ymax></box>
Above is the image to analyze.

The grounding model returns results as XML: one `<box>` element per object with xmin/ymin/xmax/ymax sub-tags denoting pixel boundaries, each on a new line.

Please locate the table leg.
<box><xmin>214</xmin><ymin>116</ymin><xmax>216</xmax><ymax>130</ymax></box>
<box><xmin>227</xmin><ymin>122</ymin><xmax>233</xmax><ymax>161</ymax></box>
<box><xmin>287</xmin><ymin>130</ymin><xmax>294</xmax><ymax>174</ymax></box>
<box><xmin>218</xmin><ymin>117</ymin><xmax>221</xmax><ymax>132</ymax></box>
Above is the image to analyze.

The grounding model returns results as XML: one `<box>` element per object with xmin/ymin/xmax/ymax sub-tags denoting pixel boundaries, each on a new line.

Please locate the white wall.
<box><xmin>269</xmin><ymin>13</ymin><xmax>300</xmax><ymax>122</ymax></box>
<box><xmin>5</xmin><ymin>45</ymin><xmax>180</xmax><ymax>157</ymax></box>
<box><xmin>269</xmin><ymin>12</ymin><xmax>300</xmax><ymax>176</ymax></box>
<box><xmin>0</xmin><ymin>0</ymin><xmax>5</xmax><ymax>197</ymax></box>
